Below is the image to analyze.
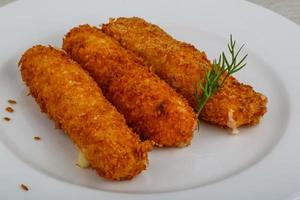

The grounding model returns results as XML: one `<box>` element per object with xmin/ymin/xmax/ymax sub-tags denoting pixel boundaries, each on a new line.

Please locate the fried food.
<box><xmin>102</xmin><ymin>17</ymin><xmax>268</xmax><ymax>131</ymax></box>
<box><xmin>63</xmin><ymin>25</ymin><xmax>196</xmax><ymax>147</ymax></box>
<box><xmin>19</xmin><ymin>45</ymin><xmax>152</xmax><ymax>180</ymax></box>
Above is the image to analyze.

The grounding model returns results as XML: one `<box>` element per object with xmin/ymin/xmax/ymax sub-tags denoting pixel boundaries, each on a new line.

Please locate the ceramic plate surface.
<box><xmin>0</xmin><ymin>0</ymin><xmax>299</xmax><ymax>199</ymax></box>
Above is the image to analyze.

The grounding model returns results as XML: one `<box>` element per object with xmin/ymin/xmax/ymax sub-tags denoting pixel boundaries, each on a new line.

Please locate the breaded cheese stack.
<box><xmin>19</xmin><ymin>45</ymin><xmax>152</xmax><ymax>180</ymax></box>
<box><xmin>102</xmin><ymin>17</ymin><xmax>267</xmax><ymax>131</ymax></box>
<box><xmin>63</xmin><ymin>25</ymin><xmax>196</xmax><ymax>147</ymax></box>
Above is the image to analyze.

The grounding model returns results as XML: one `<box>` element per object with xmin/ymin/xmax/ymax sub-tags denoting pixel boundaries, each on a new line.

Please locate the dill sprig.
<box><xmin>194</xmin><ymin>34</ymin><xmax>248</xmax><ymax>117</ymax></box>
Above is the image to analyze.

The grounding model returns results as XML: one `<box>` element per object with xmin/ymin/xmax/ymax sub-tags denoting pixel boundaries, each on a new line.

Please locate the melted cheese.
<box><xmin>76</xmin><ymin>150</ymin><xmax>90</xmax><ymax>168</ymax></box>
<box><xmin>227</xmin><ymin>109</ymin><xmax>239</xmax><ymax>134</ymax></box>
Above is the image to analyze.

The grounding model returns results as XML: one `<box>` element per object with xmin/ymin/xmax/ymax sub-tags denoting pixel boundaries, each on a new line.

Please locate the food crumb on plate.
<box><xmin>33</xmin><ymin>136</ymin><xmax>41</xmax><ymax>141</ymax></box>
<box><xmin>5</xmin><ymin>107</ymin><xmax>14</xmax><ymax>113</ymax></box>
<box><xmin>3</xmin><ymin>117</ymin><xmax>11</xmax><ymax>121</ymax></box>
<box><xmin>20</xmin><ymin>184</ymin><xmax>29</xmax><ymax>191</ymax></box>
<box><xmin>8</xmin><ymin>99</ymin><xmax>17</xmax><ymax>104</ymax></box>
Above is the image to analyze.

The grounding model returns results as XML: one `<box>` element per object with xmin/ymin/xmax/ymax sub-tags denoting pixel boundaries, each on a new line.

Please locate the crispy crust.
<box><xmin>102</xmin><ymin>17</ymin><xmax>268</xmax><ymax>129</ymax></box>
<box><xmin>63</xmin><ymin>25</ymin><xmax>196</xmax><ymax>147</ymax></box>
<box><xmin>19</xmin><ymin>46</ymin><xmax>152</xmax><ymax>180</ymax></box>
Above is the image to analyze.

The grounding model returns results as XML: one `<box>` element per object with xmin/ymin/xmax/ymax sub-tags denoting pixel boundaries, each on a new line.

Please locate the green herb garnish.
<box><xmin>194</xmin><ymin>35</ymin><xmax>248</xmax><ymax>117</ymax></box>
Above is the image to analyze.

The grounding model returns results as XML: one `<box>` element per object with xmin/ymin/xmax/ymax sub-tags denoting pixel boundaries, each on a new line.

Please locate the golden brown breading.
<box><xmin>102</xmin><ymin>17</ymin><xmax>268</xmax><ymax>130</ymax></box>
<box><xmin>63</xmin><ymin>25</ymin><xmax>196</xmax><ymax>147</ymax></box>
<box><xmin>19</xmin><ymin>45</ymin><xmax>152</xmax><ymax>180</ymax></box>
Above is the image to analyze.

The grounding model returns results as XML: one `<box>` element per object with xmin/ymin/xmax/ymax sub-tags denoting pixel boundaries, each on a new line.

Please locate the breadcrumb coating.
<box><xmin>102</xmin><ymin>17</ymin><xmax>268</xmax><ymax>130</ymax></box>
<box><xmin>19</xmin><ymin>46</ymin><xmax>152</xmax><ymax>180</ymax></box>
<box><xmin>63</xmin><ymin>25</ymin><xmax>196</xmax><ymax>147</ymax></box>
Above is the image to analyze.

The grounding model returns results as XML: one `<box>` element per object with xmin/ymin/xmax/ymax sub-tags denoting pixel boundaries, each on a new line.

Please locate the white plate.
<box><xmin>0</xmin><ymin>0</ymin><xmax>300</xmax><ymax>199</ymax></box>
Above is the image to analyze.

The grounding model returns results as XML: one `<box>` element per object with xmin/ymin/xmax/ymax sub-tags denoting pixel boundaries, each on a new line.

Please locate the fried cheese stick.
<box><xmin>102</xmin><ymin>17</ymin><xmax>268</xmax><ymax>132</ymax></box>
<box><xmin>19</xmin><ymin>45</ymin><xmax>152</xmax><ymax>180</ymax></box>
<box><xmin>63</xmin><ymin>25</ymin><xmax>196</xmax><ymax>147</ymax></box>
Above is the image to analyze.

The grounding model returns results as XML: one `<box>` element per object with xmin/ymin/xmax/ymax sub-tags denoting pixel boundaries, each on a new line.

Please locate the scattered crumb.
<box><xmin>26</xmin><ymin>92</ymin><xmax>30</xmax><ymax>96</ymax></box>
<box><xmin>33</xmin><ymin>136</ymin><xmax>41</xmax><ymax>141</ymax></box>
<box><xmin>5</xmin><ymin>107</ymin><xmax>14</xmax><ymax>113</ymax></box>
<box><xmin>8</xmin><ymin>99</ymin><xmax>17</xmax><ymax>104</ymax></box>
<box><xmin>20</xmin><ymin>184</ymin><xmax>29</xmax><ymax>191</ymax></box>
<box><xmin>3</xmin><ymin>117</ymin><xmax>11</xmax><ymax>121</ymax></box>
